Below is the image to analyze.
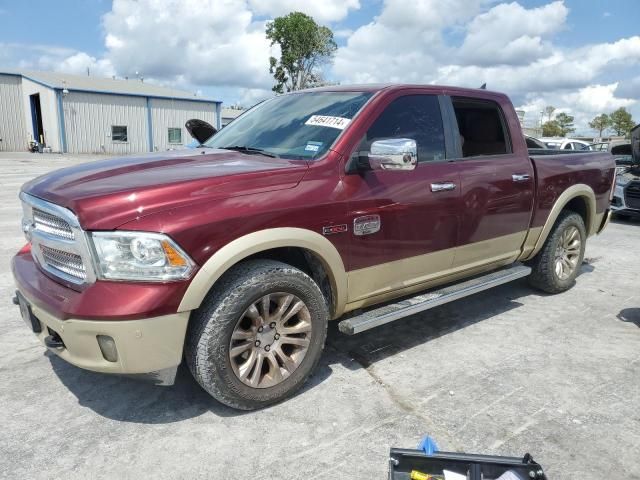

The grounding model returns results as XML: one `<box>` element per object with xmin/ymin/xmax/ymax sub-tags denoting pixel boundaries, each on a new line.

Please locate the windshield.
<box><xmin>205</xmin><ymin>92</ymin><xmax>373</xmax><ymax>159</ymax></box>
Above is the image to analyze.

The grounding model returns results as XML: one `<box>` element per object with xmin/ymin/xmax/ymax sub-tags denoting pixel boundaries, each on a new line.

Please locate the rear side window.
<box><xmin>452</xmin><ymin>98</ymin><xmax>509</xmax><ymax>157</ymax></box>
<box><xmin>361</xmin><ymin>95</ymin><xmax>446</xmax><ymax>162</ymax></box>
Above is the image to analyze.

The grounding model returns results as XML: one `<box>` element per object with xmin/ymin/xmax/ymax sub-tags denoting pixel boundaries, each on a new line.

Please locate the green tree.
<box><xmin>544</xmin><ymin>106</ymin><xmax>556</xmax><ymax>122</ymax></box>
<box><xmin>588</xmin><ymin>114</ymin><xmax>611</xmax><ymax>138</ymax></box>
<box><xmin>609</xmin><ymin>107</ymin><xmax>635</xmax><ymax>137</ymax></box>
<box><xmin>542</xmin><ymin>120</ymin><xmax>563</xmax><ymax>137</ymax></box>
<box><xmin>555</xmin><ymin>112</ymin><xmax>575</xmax><ymax>136</ymax></box>
<box><xmin>266</xmin><ymin>12</ymin><xmax>337</xmax><ymax>93</ymax></box>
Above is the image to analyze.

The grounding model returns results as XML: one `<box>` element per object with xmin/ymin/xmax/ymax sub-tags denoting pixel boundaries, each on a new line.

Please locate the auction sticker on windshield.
<box><xmin>305</xmin><ymin>115</ymin><xmax>351</xmax><ymax>130</ymax></box>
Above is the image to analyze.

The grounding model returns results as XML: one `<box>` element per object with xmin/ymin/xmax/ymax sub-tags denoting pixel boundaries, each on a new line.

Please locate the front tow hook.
<box><xmin>44</xmin><ymin>335</ymin><xmax>65</xmax><ymax>349</ymax></box>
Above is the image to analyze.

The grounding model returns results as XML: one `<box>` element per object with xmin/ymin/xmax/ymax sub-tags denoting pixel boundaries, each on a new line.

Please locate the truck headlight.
<box><xmin>90</xmin><ymin>232</ymin><xmax>195</xmax><ymax>281</ymax></box>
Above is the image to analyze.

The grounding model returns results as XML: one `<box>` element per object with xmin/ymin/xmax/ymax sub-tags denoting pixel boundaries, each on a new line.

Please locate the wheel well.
<box><xmin>563</xmin><ymin>196</ymin><xmax>589</xmax><ymax>229</ymax></box>
<box><xmin>244</xmin><ymin>247</ymin><xmax>335</xmax><ymax>316</ymax></box>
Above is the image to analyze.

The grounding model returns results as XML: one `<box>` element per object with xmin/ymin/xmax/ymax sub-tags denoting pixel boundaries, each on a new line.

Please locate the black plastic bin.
<box><xmin>389</xmin><ymin>448</ymin><xmax>546</xmax><ymax>480</ymax></box>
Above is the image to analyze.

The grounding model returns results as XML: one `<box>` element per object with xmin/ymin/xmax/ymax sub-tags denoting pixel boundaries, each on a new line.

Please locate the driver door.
<box><xmin>342</xmin><ymin>93</ymin><xmax>461</xmax><ymax>307</ymax></box>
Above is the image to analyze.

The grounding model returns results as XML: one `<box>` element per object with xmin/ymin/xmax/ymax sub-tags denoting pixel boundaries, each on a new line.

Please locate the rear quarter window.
<box><xmin>452</xmin><ymin>98</ymin><xmax>510</xmax><ymax>157</ymax></box>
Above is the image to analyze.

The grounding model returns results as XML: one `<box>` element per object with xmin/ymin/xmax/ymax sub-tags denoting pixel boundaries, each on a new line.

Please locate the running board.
<box><xmin>338</xmin><ymin>263</ymin><xmax>532</xmax><ymax>335</ymax></box>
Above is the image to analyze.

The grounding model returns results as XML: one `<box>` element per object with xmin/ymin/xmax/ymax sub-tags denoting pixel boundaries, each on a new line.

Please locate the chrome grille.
<box><xmin>33</xmin><ymin>208</ymin><xmax>75</xmax><ymax>240</ymax></box>
<box><xmin>40</xmin><ymin>245</ymin><xmax>87</xmax><ymax>281</ymax></box>
<box><xmin>21</xmin><ymin>192</ymin><xmax>96</xmax><ymax>285</ymax></box>
<box><xmin>625</xmin><ymin>181</ymin><xmax>640</xmax><ymax>209</ymax></box>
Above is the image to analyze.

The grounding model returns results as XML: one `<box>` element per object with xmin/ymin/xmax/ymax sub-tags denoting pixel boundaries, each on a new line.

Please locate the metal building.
<box><xmin>0</xmin><ymin>70</ymin><xmax>222</xmax><ymax>154</ymax></box>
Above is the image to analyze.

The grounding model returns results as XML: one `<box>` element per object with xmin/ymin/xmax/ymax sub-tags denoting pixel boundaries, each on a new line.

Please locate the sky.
<box><xmin>1</xmin><ymin>0</ymin><xmax>639</xmax><ymax>134</ymax></box>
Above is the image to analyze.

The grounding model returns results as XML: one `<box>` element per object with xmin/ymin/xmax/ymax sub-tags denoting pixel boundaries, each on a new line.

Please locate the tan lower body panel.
<box><xmin>596</xmin><ymin>210</ymin><xmax>611</xmax><ymax>234</ymax></box>
<box><xmin>593</xmin><ymin>211</ymin><xmax>606</xmax><ymax>234</ymax></box>
<box><xmin>346</xmin><ymin>231</ymin><xmax>526</xmax><ymax>311</ymax></box>
<box><xmin>517</xmin><ymin>226</ymin><xmax>543</xmax><ymax>260</ymax></box>
<box><xmin>23</xmin><ymin>294</ymin><xmax>190</xmax><ymax>374</ymax></box>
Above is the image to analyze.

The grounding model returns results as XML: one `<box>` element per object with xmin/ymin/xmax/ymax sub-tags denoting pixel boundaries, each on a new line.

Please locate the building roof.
<box><xmin>0</xmin><ymin>69</ymin><xmax>220</xmax><ymax>103</ymax></box>
<box><xmin>221</xmin><ymin>108</ymin><xmax>245</xmax><ymax>119</ymax></box>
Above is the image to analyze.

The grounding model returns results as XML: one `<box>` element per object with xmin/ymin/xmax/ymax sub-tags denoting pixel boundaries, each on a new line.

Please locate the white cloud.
<box><xmin>333</xmin><ymin>0</ymin><xmax>484</xmax><ymax>84</ymax></box>
<box><xmin>333</xmin><ymin>0</ymin><xmax>640</xmax><ymax>131</ymax></box>
<box><xmin>38</xmin><ymin>52</ymin><xmax>115</xmax><ymax>77</ymax></box>
<box><xmin>458</xmin><ymin>1</ymin><xmax>568</xmax><ymax>66</ymax></box>
<box><xmin>517</xmin><ymin>83</ymin><xmax>636</xmax><ymax>134</ymax></box>
<box><xmin>248</xmin><ymin>0</ymin><xmax>360</xmax><ymax>23</ymax></box>
<box><xmin>102</xmin><ymin>0</ymin><xmax>273</xmax><ymax>90</ymax></box>
<box><xmin>561</xmin><ymin>83</ymin><xmax>635</xmax><ymax>113</ymax></box>
<box><xmin>334</xmin><ymin>29</ymin><xmax>354</xmax><ymax>39</ymax></box>
<box><xmin>452</xmin><ymin>32</ymin><xmax>640</xmax><ymax>98</ymax></box>
<box><xmin>4</xmin><ymin>0</ymin><xmax>640</xmax><ymax>129</ymax></box>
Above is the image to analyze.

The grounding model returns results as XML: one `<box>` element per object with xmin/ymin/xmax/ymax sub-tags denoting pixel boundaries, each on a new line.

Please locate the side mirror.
<box><xmin>367</xmin><ymin>138</ymin><xmax>417</xmax><ymax>171</ymax></box>
<box><xmin>185</xmin><ymin>119</ymin><xmax>217</xmax><ymax>145</ymax></box>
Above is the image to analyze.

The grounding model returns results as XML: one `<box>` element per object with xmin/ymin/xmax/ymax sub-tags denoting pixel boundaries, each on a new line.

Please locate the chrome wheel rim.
<box><xmin>229</xmin><ymin>292</ymin><xmax>312</xmax><ymax>389</ymax></box>
<box><xmin>554</xmin><ymin>226</ymin><xmax>581</xmax><ymax>280</ymax></box>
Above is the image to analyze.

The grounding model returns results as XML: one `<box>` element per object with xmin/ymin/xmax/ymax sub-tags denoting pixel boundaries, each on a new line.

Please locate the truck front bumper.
<box><xmin>12</xmin><ymin>251</ymin><xmax>190</xmax><ymax>377</ymax></box>
<box><xmin>611</xmin><ymin>184</ymin><xmax>640</xmax><ymax>217</ymax></box>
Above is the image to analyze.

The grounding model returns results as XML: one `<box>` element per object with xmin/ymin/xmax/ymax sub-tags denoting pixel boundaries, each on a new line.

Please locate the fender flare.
<box><xmin>178</xmin><ymin>228</ymin><xmax>348</xmax><ymax>318</ymax></box>
<box><xmin>525</xmin><ymin>183</ymin><xmax>597</xmax><ymax>260</ymax></box>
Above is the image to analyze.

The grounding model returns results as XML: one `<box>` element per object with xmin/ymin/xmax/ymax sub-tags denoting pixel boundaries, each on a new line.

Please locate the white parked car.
<box><xmin>539</xmin><ymin>137</ymin><xmax>592</xmax><ymax>150</ymax></box>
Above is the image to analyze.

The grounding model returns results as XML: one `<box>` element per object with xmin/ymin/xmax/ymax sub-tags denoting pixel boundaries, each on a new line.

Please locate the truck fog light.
<box><xmin>97</xmin><ymin>335</ymin><xmax>118</xmax><ymax>362</ymax></box>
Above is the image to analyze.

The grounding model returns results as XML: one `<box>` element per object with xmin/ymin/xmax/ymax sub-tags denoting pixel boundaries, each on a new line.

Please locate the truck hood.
<box><xmin>23</xmin><ymin>149</ymin><xmax>308</xmax><ymax>230</ymax></box>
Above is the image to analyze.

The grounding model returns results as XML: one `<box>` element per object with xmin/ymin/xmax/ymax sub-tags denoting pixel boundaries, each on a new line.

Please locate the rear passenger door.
<box><xmin>448</xmin><ymin>96</ymin><xmax>534</xmax><ymax>268</ymax></box>
<box><xmin>343</xmin><ymin>93</ymin><xmax>461</xmax><ymax>305</ymax></box>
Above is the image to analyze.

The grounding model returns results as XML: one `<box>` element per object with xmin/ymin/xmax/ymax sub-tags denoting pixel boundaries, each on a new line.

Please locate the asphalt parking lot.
<box><xmin>0</xmin><ymin>152</ymin><xmax>639</xmax><ymax>479</ymax></box>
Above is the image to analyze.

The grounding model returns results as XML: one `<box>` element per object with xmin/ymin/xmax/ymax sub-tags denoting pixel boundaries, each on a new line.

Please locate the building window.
<box><xmin>168</xmin><ymin>128</ymin><xmax>182</xmax><ymax>144</ymax></box>
<box><xmin>111</xmin><ymin>126</ymin><xmax>128</xmax><ymax>143</ymax></box>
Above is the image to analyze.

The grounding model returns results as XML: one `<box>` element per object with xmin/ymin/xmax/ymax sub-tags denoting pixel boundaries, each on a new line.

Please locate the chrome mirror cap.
<box><xmin>368</xmin><ymin>138</ymin><xmax>417</xmax><ymax>171</ymax></box>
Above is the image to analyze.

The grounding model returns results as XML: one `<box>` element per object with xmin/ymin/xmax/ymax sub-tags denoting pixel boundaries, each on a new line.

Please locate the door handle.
<box><xmin>430</xmin><ymin>182</ymin><xmax>457</xmax><ymax>192</ymax></box>
<box><xmin>512</xmin><ymin>173</ymin><xmax>531</xmax><ymax>182</ymax></box>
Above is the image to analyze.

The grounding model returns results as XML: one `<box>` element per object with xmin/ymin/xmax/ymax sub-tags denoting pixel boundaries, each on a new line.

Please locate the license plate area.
<box><xmin>15</xmin><ymin>291</ymin><xmax>42</xmax><ymax>333</ymax></box>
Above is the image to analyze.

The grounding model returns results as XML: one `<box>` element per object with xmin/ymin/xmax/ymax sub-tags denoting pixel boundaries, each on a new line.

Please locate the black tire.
<box><xmin>528</xmin><ymin>211</ymin><xmax>586</xmax><ymax>294</ymax></box>
<box><xmin>185</xmin><ymin>259</ymin><xmax>329</xmax><ymax>410</ymax></box>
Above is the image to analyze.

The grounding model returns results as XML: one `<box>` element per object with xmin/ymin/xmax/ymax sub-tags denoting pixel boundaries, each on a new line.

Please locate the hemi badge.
<box><xmin>322</xmin><ymin>224</ymin><xmax>348</xmax><ymax>235</ymax></box>
<box><xmin>354</xmin><ymin>214</ymin><xmax>381</xmax><ymax>236</ymax></box>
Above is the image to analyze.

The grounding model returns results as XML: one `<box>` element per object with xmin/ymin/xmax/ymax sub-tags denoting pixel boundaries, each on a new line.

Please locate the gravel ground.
<box><xmin>0</xmin><ymin>152</ymin><xmax>639</xmax><ymax>479</ymax></box>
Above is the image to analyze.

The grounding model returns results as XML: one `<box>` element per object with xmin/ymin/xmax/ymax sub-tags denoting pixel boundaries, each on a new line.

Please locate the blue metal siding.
<box><xmin>215</xmin><ymin>103</ymin><xmax>222</xmax><ymax>130</ymax></box>
<box><xmin>146</xmin><ymin>97</ymin><xmax>154</xmax><ymax>152</ymax></box>
<box><xmin>56</xmin><ymin>90</ymin><xmax>67</xmax><ymax>153</ymax></box>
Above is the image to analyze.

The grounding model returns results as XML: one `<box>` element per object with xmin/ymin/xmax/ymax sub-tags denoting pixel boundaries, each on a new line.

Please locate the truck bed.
<box><xmin>529</xmin><ymin>150</ymin><xmax>615</xmax><ymax>234</ymax></box>
<box><xmin>528</xmin><ymin>148</ymin><xmax>604</xmax><ymax>156</ymax></box>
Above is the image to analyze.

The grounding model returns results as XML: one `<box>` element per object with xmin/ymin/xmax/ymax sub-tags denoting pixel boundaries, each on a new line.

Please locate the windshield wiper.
<box><xmin>222</xmin><ymin>146</ymin><xmax>279</xmax><ymax>158</ymax></box>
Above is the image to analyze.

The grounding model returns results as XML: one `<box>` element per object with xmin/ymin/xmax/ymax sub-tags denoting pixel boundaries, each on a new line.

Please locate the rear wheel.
<box><xmin>186</xmin><ymin>260</ymin><xmax>328</xmax><ymax>410</ymax></box>
<box><xmin>528</xmin><ymin>211</ymin><xmax>586</xmax><ymax>294</ymax></box>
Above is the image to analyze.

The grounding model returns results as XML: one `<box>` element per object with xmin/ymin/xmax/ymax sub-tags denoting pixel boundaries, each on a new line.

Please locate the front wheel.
<box><xmin>528</xmin><ymin>211</ymin><xmax>586</xmax><ymax>294</ymax></box>
<box><xmin>185</xmin><ymin>260</ymin><xmax>329</xmax><ymax>410</ymax></box>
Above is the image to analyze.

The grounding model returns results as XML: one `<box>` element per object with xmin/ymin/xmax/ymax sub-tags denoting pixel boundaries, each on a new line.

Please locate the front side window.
<box><xmin>205</xmin><ymin>92</ymin><xmax>372</xmax><ymax>159</ymax></box>
<box><xmin>358</xmin><ymin>95</ymin><xmax>446</xmax><ymax>162</ymax></box>
<box><xmin>168</xmin><ymin>127</ymin><xmax>182</xmax><ymax>144</ymax></box>
<box><xmin>111</xmin><ymin>125</ymin><xmax>128</xmax><ymax>143</ymax></box>
<box><xmin>452</xmin><ymin>98</ymin><xmax>509</xmax><ymax>157</ymax></box>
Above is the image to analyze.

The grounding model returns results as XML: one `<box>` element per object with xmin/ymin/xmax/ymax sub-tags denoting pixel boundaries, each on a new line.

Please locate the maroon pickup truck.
<box><xmin>12</xmin><ymin>84</ymin><xmax>615</xmax><ymax>410</ymax></box>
